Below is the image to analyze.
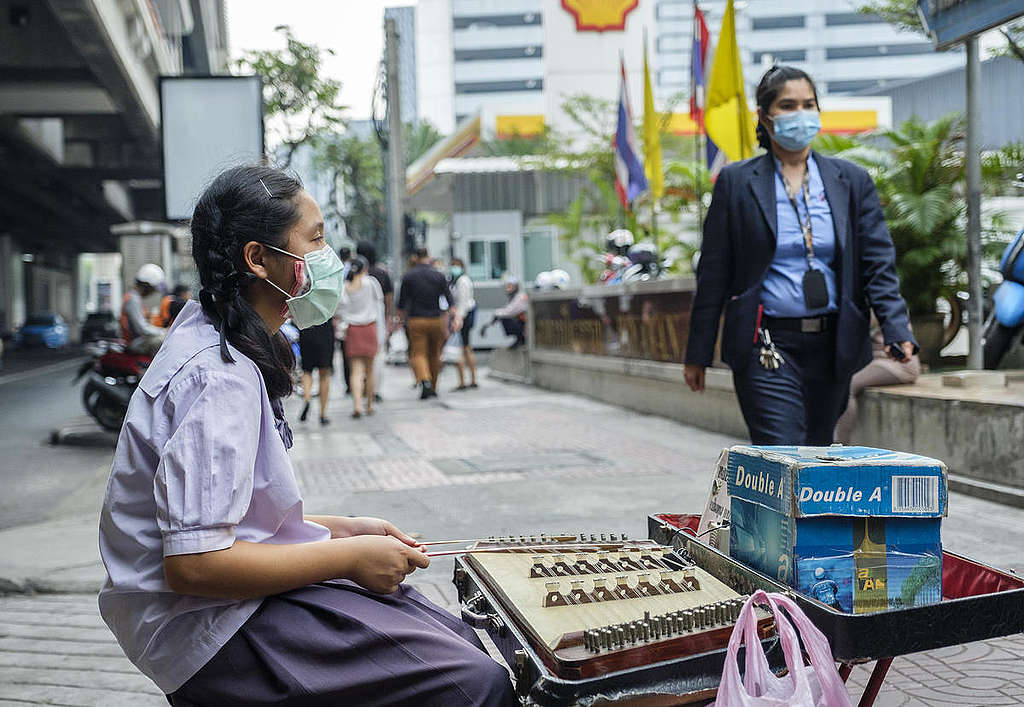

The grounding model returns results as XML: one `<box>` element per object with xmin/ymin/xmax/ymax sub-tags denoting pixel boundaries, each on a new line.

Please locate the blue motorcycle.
<box><xmin>983</xmin><ymin>226</ymin><xmax>1024</xmax><ymax>369</ymax></box>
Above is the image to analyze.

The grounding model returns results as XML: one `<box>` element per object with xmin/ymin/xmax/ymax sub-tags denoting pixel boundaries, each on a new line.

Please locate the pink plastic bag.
<box><xmin>712</xmin><ymin>590</ymin><xmax>852</xmax><ymax>707</ymax></box>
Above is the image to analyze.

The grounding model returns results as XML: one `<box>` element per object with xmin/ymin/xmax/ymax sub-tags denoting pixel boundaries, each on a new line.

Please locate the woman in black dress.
<box><xmin>298</xmin><ymin>318</ymin><xmax>335</xmax><ymax>425</ymax></box>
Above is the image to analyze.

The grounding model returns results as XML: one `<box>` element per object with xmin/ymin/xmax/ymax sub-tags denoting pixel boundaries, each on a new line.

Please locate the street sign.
<box><xmin>160</xmin><ymin>76</ymin><xmax>264</xmax><ymax>221</ymax></box>
<box><xmin>916</xmin><ymin>0</ymin><xmax>1024</xmax><ymax>50</ymax></box>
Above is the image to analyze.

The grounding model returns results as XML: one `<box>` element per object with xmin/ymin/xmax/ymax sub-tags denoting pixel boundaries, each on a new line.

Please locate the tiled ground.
<box><xmin>2</xmin><ymin>367</ymin><xmax>1023</xmax><ymax>705</ymax></box>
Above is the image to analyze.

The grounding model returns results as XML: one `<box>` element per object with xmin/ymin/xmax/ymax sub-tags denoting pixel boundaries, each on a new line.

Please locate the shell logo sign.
<box><xmin>560</xmin><ymin>0</ymin><xmax>639</xmax><ymax>32</ymax></box>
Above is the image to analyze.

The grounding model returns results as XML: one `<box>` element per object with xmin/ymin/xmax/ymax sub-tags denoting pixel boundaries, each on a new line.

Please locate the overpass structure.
<box><xmin>0</xmin><ymin>0</ymin><xmax>228</xmax><ymax>337</ymax></box>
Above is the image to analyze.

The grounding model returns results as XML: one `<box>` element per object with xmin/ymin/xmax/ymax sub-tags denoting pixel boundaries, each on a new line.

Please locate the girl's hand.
<box><xmin>312</xmin><ymin>515</ymin><xmax>421</xmax><ymax>547</ymax></box>
<box><xmin>344</xmin><ymin>535</ymin><xmax>430</xmax><ymax>594</ymax></box>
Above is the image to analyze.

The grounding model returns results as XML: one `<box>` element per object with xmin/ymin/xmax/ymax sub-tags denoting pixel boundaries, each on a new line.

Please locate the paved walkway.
<box><xmin>1</xmin><ymin>363</ymin><xmax>1023</xmax><ymax>705</ymax></box>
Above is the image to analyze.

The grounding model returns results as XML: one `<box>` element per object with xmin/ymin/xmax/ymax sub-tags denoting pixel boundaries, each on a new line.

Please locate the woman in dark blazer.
<box><xmin>683</xmin><ymin>66</ymin><xmax>917</xmax><ymax>445</ymax></box>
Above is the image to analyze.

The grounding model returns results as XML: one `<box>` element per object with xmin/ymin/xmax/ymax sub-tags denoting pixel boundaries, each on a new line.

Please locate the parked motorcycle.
<box><xmin>75</xmin><ymin>340</ymin><xmax>152</xmax><ymax>431</ymax></box>
<box><xmin>983</xmin><ymin>226</ymin><xmax>1024</xmax><ymax>369</ymax></box>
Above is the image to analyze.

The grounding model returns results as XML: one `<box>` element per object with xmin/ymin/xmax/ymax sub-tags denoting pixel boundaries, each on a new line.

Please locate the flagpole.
<box><xmin>693</xmin><ymin>1</ymin><xmax>704</xmax><ymax>240</ymax></box>
<box><xmin>644</xmin><ymin>27</ymin><xmax>658</xmax><ymax>250</ymax></box>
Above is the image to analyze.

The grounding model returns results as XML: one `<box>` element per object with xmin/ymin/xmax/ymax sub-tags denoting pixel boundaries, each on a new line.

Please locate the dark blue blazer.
<box><xmin>684</xmin><ymin>151</ymin><xmax>916</xmax><ymax>378</ymax></box>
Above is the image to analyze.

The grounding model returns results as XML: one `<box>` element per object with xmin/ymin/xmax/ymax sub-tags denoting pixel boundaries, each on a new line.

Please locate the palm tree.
<box><xmin>822</xmin><ymin>114</ymin><xmax>966</xmax><ymax>317</ymax></box>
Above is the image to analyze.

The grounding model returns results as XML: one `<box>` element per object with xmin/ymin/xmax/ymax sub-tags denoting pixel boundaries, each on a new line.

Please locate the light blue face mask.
<box><xmin>450</xmin><ymin>266</ymin><xmax>464</xmax><ymax>278</ymax></box>
<box><xmin>770</xmin><ymin>110</ymin><xmax>821</xmax><ymax>151</ymax></box>
<box><xmin>265</xmin><ymin>243</ymin><xmax>345</xmax><ymax>329</ymax></box>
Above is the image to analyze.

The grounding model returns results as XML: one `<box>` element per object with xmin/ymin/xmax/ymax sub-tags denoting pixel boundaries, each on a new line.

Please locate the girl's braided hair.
<box><xmin>190</xmin><ymin>165</ymin><xmax>302</xmax><ymax>400</ymax></box>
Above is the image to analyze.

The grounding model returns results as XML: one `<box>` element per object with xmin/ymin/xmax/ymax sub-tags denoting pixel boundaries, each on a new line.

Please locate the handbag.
<box><xmin>712</xmin><ymin>590</ymin><xmax>852</xmax><ymax>707</ymax></box>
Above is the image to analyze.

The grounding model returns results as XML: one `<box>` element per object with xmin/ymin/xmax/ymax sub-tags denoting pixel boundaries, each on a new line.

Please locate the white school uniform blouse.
<box><xmin>97</xmin><ymin>300</ymin><xmax>330</xmax><ymax>693</ymax></box>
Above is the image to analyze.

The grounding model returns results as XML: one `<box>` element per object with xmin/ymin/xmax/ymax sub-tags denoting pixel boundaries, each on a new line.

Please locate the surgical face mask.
<box><xmin>769</xmin><ymin>110</ymin><xmax>821</xmax><ymax>151</ymax></box>
<box><xmin>450</xmin><ymin>265</ymin><xmax>464</xmax><ymax>278</ymax></box>
<box><xmin>264</xmin><ymin>242</ymin><xmax>344</xmax><ymax>328</ymax></box>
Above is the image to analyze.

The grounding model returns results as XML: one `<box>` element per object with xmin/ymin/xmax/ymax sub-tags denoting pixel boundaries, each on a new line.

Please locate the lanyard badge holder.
<box><xmin>783</xmin><ymin>167</ymin><xmax>830</xmax><ymax>311</ymax></box>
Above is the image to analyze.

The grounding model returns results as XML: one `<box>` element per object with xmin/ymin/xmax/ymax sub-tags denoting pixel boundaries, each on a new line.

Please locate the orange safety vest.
<box><xmin>120</xmin><ymin>292</ymin><xmax>150</xmax><ymax>343</ymax></box>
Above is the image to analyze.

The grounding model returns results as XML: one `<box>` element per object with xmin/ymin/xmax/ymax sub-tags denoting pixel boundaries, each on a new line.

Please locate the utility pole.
<box><xmin>965</xmin><ymin>36</ymin><xmax>983</xmax><ymax>370</ymax></box>
<box><xmin>384</xmin><ymin>17</ymin><xmax>406</xmax><ymax>277</ymax></box>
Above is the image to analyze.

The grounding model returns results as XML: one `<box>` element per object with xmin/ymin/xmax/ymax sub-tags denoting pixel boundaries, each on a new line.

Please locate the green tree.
<box><xmin>815</xmin><ymin>114</ymin><xmax>1013</xmax><ymax>320</ymax></box>
<box><xmin>313</xmin><ymin>121</ymin><xmax>443</xmax><ymax>250</ymax></box>
<box><xmin>858</xmin><ymin>1</ymin><xmax>1024</xmax><ymax>60</ymax></box>
<box><xmin>235</xmin><ymin>25</ymin><xmax>346</xmax><ymax>166</ymax></box>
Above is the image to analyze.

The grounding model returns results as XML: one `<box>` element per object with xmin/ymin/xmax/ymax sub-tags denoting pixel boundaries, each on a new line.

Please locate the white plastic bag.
<box><xmin>442</xmin><ymin>332</ymin><xmax>463</xmax><ymax>363</ymax></box>
<box><xmin>713</xmin><ymin>590</ymin><xmax>852</xmax><ymax>707</ymax></box>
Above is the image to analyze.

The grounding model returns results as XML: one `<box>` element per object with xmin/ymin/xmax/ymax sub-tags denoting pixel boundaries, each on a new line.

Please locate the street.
<box><xmin>2</xmin><ymin>360</ymin><xmax>1024</xmax><ymax>705</ymax></box>
<box><xmin>0</xmin><ymin>353</ymin><xmax>115</xmax><ymax>531</ymax></box>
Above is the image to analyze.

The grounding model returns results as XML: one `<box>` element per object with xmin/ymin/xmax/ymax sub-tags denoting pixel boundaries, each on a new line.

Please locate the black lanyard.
<box><xmin>779</xmin><ymin>164</ymin><xmax>816</xmax><ymax>269</ymax></box>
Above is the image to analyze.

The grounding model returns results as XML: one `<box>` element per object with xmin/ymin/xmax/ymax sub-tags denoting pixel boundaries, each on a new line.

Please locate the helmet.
<box><xmin>534</xmin><ymin>271</ymin><xmax>554</xmax><ymax>290</ymax></box>
<box><xmin>548</xmin><ymin>269</ymin><xmax>570</xmax><ymax>289</ymax></box>
<box><xmin>502</xmin><ymin>273</ymin><xmax>519</xmax><ymax>287</ymax></box>
<box><xmin>814</xmin><ymin>567</ymin><xmax>825</xmax><ymax>580</ymax></box>
<box><xmin>607</xmin><ymin>229</ymin><xmax>635</xmax><ymax>255</ymax></box>
<box><xmin>136</xmin><ymin>263</ymin><xmax>166</xmax><ymax>287</ymax></box>
<box><xmin>627</xmin><ymin>243</ymin><xmax>657</xmax><ymax>266</ymax></box>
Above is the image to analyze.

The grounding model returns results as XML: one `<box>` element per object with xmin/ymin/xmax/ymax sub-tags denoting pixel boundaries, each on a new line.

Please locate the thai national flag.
<box><xmin>613</xmin><ymin>57</ymin><xmax>648</xmax><ymax>209</ymax></box>
<box><xmin>690</xmin><ymin>6</ymin><xmax>722</xmax><ymax>174</ymax></box>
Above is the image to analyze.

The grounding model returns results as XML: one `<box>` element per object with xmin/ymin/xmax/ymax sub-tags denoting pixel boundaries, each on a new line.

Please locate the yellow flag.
<box><xmin>705</xmin><ymin>0</ymin><xmax>756</xmax><ymax>163</ymax></box>
<box><xmin>642</xmin><ymin>39</ymin><xmax>664</xmax><ymax>200</ymax></box>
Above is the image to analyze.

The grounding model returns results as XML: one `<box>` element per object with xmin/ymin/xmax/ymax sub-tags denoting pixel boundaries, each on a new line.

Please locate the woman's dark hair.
<box><xmin>190</xmin><ymin>164</ymin><xmax>303</xmax><ymax>400</ymax></box>
<box><xmin>754</xmin><ymin>65</ymin><xmax>820</xmax><ymax>150</ymax></box>
<box><xmin>356</xmin><ymin>240</ymin><xmax>377</xmax><ymax>264</ymax></box>
<box><xmin>451</xmin><ymin>257</ymin><xmax>465</xmax><ymax>268</ymax></box>
<box><xmin>345</xmin><ymin>255</ymin><xmax>368</xmax><ymax>282</ymax></box>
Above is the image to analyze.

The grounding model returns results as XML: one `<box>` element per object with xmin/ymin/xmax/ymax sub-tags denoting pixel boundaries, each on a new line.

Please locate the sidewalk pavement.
<box><xmin>2</xmin><ymin>363</ymin><xmax>1024</xmax><ymax>705</ymax></box>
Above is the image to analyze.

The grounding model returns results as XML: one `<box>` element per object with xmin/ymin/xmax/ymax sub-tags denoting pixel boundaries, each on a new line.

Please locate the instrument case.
<box><xmin>453</xmin><ymin>549</ymin><xmax>785</xmax><ymax>706</ymax></box>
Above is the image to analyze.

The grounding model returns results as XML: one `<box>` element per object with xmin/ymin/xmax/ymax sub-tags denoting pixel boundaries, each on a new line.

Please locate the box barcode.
<box><xmin>892</xmin><ymin>475</ymin><xmax>939</xmax><ymax>513</ymax></box>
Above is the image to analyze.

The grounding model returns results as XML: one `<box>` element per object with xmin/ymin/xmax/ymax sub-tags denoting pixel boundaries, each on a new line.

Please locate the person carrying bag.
<box><xmin>713</xmin><ymin>590</ymin><xmax>852</xmax><ymax>707</ymax></box>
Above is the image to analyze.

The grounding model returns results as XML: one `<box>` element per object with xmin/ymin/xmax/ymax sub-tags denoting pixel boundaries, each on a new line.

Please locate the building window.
<box><xmin>751</xmin><ymin>15</ymin><xmax>805</xmax><ymax>30</ymax></box>
<box><xmin>752</xmin><ymin>50</ymin><xmax>807</xmax><ymax>63</ymax></box>
<box><xmin>825</xmin><ymin>12</ymin><xmax>883</xmax><ymax>26</ymax></box>
<box><xmin>453</xmin><ymin>13</ymin><xmax>541</xmax><ymax>30</ymax></box>
<box><xmin>454</xmin><ymin>46</ymin><xmax>543</xmax><ymax>61</ymax></box>
<box><xmin>456</xmin><ymin>79</ymin><xmax>543</xmax><ymax>94</ymax></box>
<box><xmin>658</xmin><ymin>68</ymin><xmax>689</xmax><ymax>87</ymax></box>
<box><xmin>827</xmin><ymin>79</ymin><xmax>881</xmax><ymax>93</ymax></box>
<box><xmin>826</xmin><ymin>43</ymin><xmax>935</xmax><ymax>60</ymax></box>
<box><xmin>657</xmin><ymin>33</ymin><xmax>689</xmax><ymax>53</ymax></box>
<box><xmin>468</xmin><ymin>239</ymin><xmax>510</xmax><ymax>281</ymax></box>
<box><xmin>656</xmin><ymin>1</ymin><xmax>689</xmax><ymax>20</ymax></box>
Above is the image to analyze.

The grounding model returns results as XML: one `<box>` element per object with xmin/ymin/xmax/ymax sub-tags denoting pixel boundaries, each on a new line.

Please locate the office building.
<box><xmin>414</xmin><ymin>0</ymin><xmax>964</xmax><ymax>138</ymax></box>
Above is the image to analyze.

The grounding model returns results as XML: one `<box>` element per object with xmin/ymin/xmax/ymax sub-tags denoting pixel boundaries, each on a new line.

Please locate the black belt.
<box><xmin>762</xmin><ymin>314</ymin><xmax>836</xmax><ymax>334</ymax></box>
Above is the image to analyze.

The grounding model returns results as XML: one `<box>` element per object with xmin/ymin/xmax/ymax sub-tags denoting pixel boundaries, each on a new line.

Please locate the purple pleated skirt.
<box><xmin>166</xmin><ymin>580</ymin><xmax>516</xmax><ymax>707</ymax></box>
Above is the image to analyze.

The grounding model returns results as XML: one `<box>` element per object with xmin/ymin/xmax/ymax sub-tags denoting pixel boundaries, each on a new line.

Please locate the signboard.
<box><xmin>560</xmin><ymin>0</ymin><xmax>639</xmax><ymax>32</ymax></box>
<box><xmin>916</xmin><ymin>0</ymin><xmax>1024</xmax><ymax>50</ymax></box>
<box><xmin>533</xmin><ymin>287</ymin><xmax>694</xmax><ymax>363</ymax></box>
<box><xmin>160</xmin><ymin>76</ymin><xmax>264</xmax><ymax>221</ymax></box>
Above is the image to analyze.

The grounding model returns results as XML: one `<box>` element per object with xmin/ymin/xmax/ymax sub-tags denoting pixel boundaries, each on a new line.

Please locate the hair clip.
<box><xmin>259</xmin><ymin>178</ymin><xmax>274</xmax><ymax>198</ymax></box>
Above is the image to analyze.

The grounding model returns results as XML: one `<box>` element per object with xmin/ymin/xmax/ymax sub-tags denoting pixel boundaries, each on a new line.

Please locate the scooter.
<box><xmin>983</xmin><ymin>226</ymin><xmax>1024</xmax><ymax>369</ymax></box>
<box><xmin>75</xmin><ymin>340</ymin><xmax>152</xmax><ymax>431</ymax></box>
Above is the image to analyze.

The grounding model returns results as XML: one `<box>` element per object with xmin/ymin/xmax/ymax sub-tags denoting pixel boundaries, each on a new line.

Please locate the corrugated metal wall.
<box><xmin>871</xmin><ymin>56</ymin><xmax>1024</xmax><ymax>149</ymax></box>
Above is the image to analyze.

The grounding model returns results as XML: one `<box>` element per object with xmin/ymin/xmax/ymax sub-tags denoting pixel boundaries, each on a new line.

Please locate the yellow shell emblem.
<box><xmin>560</xmin><ymin>0</ymin><xmax>639</xmax><ymax>32</ymax></box>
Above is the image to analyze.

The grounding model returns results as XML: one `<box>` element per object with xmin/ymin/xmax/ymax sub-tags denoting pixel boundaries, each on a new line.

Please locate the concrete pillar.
<box><xmin>0</xmin><ymin>235</ymin><xmax>26</xmax><ymax>334</ymax></box>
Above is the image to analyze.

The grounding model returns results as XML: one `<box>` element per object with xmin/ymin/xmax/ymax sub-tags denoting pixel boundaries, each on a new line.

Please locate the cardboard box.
<box><xmin>725</xmin><ymin>445</ymin><xmax>946</xmax><ymax>614</ymax></box>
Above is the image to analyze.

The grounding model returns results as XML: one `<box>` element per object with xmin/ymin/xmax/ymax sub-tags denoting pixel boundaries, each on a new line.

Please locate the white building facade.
<box><xmin>415</xmin><ymin>0</ymin><xmax>965</xmax><ymax>139</ymax></box>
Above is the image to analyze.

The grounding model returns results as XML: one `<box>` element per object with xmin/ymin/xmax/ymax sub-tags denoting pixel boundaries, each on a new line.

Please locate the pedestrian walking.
<box><xmin>398</xmin><ymin>247</ymin><xmax>459</xmax><ymax>399</ymax></box>
<box><xmin>297</xmin><ymin>317</ymin><xmax>334</xmax><ymax>426</ymax></box>
<box><xmin>335</xmin><ymin>246</ymin><xmax>353</xmax><ymax>395</ymax></box>
<box><xmin>835</xmin><ymin>315</ymin><xmax>920</xmax><ymax>444</ymax></box>
<box><xmin>356</xmin><ymin>240</ymin><xmax>395</xmax><ymax>403</ymax></box>
<box><xmin>337</xmin><ymin>256</ymin><xmax>384</xmax><ymax>418</ymax></box>
<box><xmin>449</xmin><ymin>257</ymin><xmax>478</xmax><ymax>390</ymax></box>
<box><xmin>97</xmin><ymin>164</ymin><xmax>515</xmax><ymax>706</ymax></box>
<box><xmin>683</xmin><ymin>65</ymin><xmax>917</xmax><ymax>445</ymax></box>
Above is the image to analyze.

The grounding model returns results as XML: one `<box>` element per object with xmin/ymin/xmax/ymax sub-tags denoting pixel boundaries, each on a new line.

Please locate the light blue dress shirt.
<box><xmin>760</xmin><ymin>155</ymin><xmax>839</xmax><ymax>318</ymax></box>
